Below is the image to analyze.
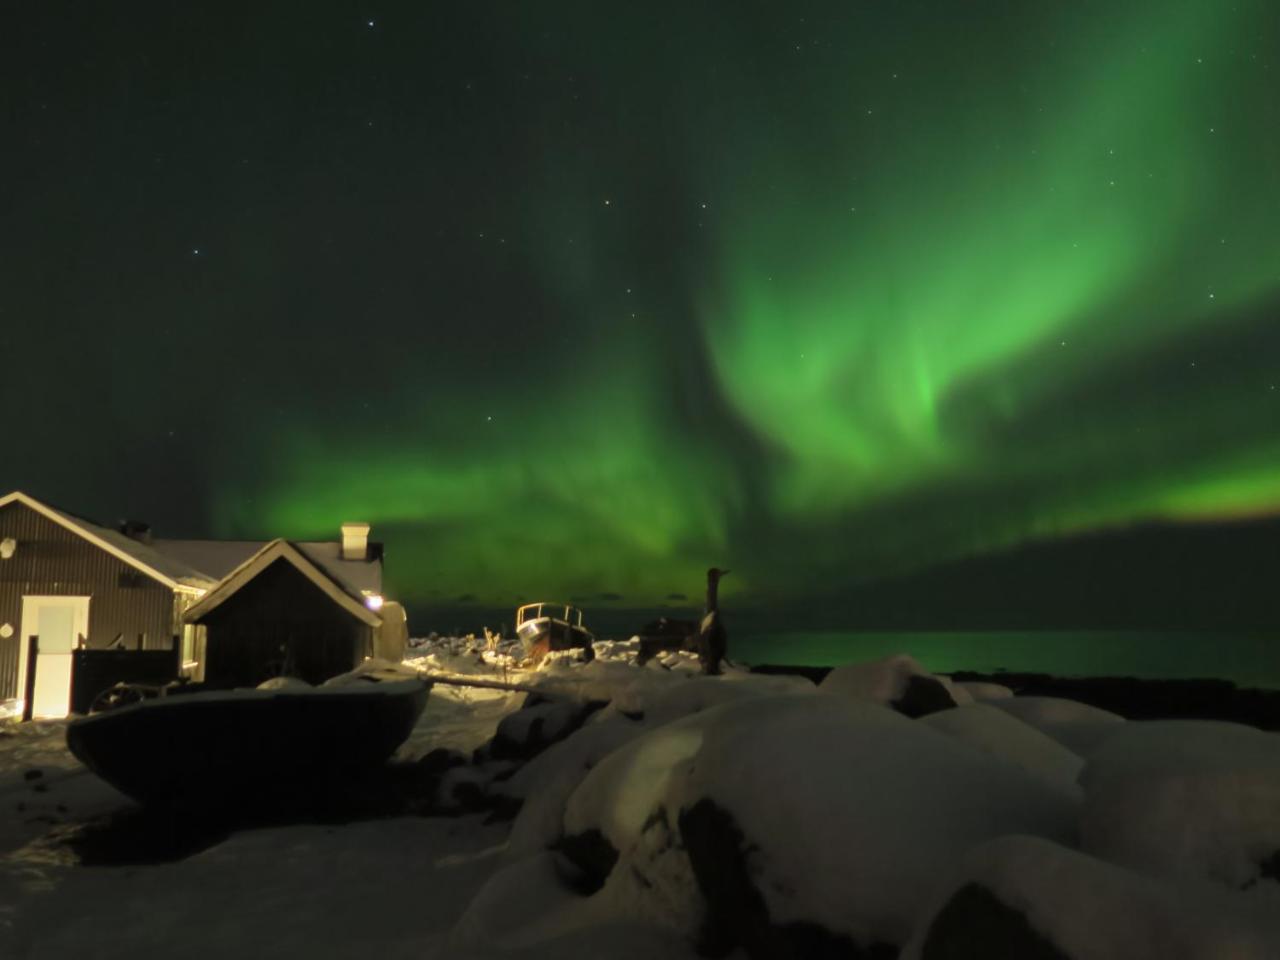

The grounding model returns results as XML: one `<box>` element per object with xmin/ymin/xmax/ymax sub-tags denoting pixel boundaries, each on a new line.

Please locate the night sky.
<box><xmin>5</xmin><ymin>2</ymin><xmax>1280</xmax><ymax>624</ymax></box>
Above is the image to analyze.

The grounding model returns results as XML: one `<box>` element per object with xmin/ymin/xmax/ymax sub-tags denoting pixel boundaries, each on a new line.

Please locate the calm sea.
<box><xmin>735</xmin><ymin>630</ymin><xmax>1280</xmax><ymax>689</ymax></box>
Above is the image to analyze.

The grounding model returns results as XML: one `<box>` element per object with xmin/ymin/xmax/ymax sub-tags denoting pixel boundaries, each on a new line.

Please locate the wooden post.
<box><xmin>21</xmin><ymin>635</ymin><xmax>38</xmax><ymax>722</ymax></box>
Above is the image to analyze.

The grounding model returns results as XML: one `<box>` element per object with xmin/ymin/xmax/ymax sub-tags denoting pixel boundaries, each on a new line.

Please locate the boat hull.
<box><xmin>65</xmin><ymin>679</ymin><xmax>431</xmax><ymax>811</ymax></box>
<box><xmin>518</xmin><ymin>619</ymin><xmax>595</xmax><ymax>662</ymax></box>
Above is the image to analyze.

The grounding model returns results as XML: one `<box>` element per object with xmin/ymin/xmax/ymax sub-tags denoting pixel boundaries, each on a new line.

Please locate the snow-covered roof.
<box><xmin>155</xmin><ymin>539</ymin><xmax>382</xmax><ymax>597</ymax></box>
<box><xmin>0</xmin><ymin>491</ymin><xmax>215</xmax><ymax>593</ymax></box>
<box><xmin>0</xmin><ymin>491</ymin><xmax>382</xmax><ymax>601</ymax></box>
<box><xmin>183</xmin><ymin>539</ymin><xmax>382</xmax><ymax>628</ymax></box>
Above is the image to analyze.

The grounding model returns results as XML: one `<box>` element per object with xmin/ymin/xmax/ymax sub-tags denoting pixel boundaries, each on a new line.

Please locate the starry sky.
<box><xmin>4</xmin><ymin>1</ymin><xmax>1279</xmax><ymax>626</ymax></box>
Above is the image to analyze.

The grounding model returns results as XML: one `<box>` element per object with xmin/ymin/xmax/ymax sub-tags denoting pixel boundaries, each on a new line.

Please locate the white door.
<box><xmin>17</xmin><ymin>597</ymin><xmax>89</xmax><ymax>718</ymax></box>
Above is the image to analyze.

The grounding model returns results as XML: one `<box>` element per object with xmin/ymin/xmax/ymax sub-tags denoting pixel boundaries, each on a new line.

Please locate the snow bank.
<box><xmin>903</xmin><ymin>835</ymin><xmax>1280</xmax><ymax>960</ymax></box>
<box><xmin>1079</xmin><ymin>720</ymin><xmax>1280</xmax><ymax>891</ymax></box>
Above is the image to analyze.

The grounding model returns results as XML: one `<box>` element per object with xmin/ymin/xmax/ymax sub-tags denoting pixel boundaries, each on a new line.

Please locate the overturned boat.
<box><xmin>65</xmin><ymin>676</ymin><xmax>430</xmax><ymax>811</ymax></box>
<box><xmin>515</xmin><ymin>602</ymin><xmax>595</xmax><ymax>662</ymax></box>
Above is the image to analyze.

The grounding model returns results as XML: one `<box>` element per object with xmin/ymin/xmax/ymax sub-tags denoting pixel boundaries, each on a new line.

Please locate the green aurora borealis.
<box><xmin>6</xmin><ymin>1</ymin><xmax>1280</xmax><ymax>616</ymax></box>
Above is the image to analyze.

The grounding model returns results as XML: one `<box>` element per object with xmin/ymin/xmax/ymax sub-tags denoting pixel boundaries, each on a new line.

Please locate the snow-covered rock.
<box><xmin>954</xmin><ymin>679</ymin><xmax>1015</xmax><ymax>701</ymax></box>
<box><xmin>903</xmin><ymin>835</ymin><xmax>1280</xmax><ymax>960</ymax></box>
<box><xmin>818</xmin><ymin>653</ymin><xmax>974</xmax><ymax>717</ymax></box>
<box><xmin>556</xmin><ymin>692</ymin><xmax>1078</xmax><ymax>953</ymax></box>
<box><xmin>987</xmin><ymin>695</ymin><xmax>1126</xmax><ymax>755</ymax></box>
<box><xmin>923</xmin><ymin>702</ymin><xmax>1085</xmax><ymax>803</ymax></box>
<box><xmin>490</xmin><ymin>698</ymin><xmax>601</xmax><ymax>762</ymax></box>
<box><xmin>503</xmin><ymin>715</ymin><xmax>651</xmax><ymax>858</ymax></box>
<box><xmin>450</xmin><ymin>849</ymin><xmax>704</xmax><ymax>958</ymax></box>
<box><xmin>560</xmin><ymin>710</ymin><xmax>715</xmax><ymax>936</ymax></box>
<box><xmin>675</xmin><ymin>695</ymin><xmax>1077</xmax><ymax>951</ymax></box>
<box><xmin>256</xmin><ymin>676</ymin><xmax>312</xmax><ymax>691</ymax></box>
<box><xmin>1079</xmin><ymin>720</ymin><xmax>1280</xmax><ymax>892</ymax></box>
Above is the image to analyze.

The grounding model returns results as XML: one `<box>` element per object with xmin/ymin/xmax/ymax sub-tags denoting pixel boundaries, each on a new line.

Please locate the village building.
<box><xmin>0</xmin><ymin>491</ymin><xmax>402</xmax><ymax>719</ymax></box>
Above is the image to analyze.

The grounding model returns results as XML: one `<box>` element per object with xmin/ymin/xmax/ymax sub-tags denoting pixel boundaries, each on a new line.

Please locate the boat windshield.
<box><xmin>516</xmin><ymin>602</ymin><xmax>583</xmax><ymax>627</ymax></box>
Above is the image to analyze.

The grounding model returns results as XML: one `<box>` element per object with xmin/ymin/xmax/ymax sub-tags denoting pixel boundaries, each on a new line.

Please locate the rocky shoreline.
<box><xmin>753</xmin><ymin>664</ymin><xmax>1280</xmax><ymax>730</ymax></box>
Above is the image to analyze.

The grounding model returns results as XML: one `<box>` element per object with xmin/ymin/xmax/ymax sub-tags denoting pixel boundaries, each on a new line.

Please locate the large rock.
<box><xmin>819</xmin><ymin>654</ymin><xmax>973</xmax><ymax>718</ymax></box>
<box><xmin>490</xmin><ymin>696</ymin><xmax>604</xmax><ymax>762</ymax></box>
<box><xmin>902</xmin><ymin>835</ymin><xmax>1280</xmax><ymax>959</ymax></box>
<box><xmin>1079</xmin><ymin>719</ymin><xmax>1280</xmax><ymax>890</ymax></box>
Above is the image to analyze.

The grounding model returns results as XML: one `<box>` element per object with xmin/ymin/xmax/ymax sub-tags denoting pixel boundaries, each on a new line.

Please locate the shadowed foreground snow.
<box><xmin>1</xmin><ymin>641</ymin><xmax>1277</xmax><ymax>959</ymax></box>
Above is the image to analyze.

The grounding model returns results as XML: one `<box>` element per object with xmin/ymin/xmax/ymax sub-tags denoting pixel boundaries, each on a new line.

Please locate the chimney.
<box><xmin>118</xmin><ymin>520</ymin><xmax>153</xmax><ymax>544</ymax></box>
<box><xmin>341</xmin><ymin>522</ymin><xmax>370</xmax><ymax>561</ymax></box>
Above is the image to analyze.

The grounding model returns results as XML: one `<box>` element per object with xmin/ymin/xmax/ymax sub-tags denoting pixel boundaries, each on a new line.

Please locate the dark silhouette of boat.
<box><xmin>515</xmin><ymin>602</ymin><xmax>595</xmax><ymax>662</ymax></box>
<box><xmin>65</xmin><ymin>678</ymin><xmax>430</xmax><ymax>811</ymax></box>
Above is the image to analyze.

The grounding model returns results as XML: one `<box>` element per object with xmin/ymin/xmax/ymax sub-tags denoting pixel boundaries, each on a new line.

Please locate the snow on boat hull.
<box><xmin>66</xmin><ymin>679</ymin><xmax>430</xmax><ymax>811</ymax></box>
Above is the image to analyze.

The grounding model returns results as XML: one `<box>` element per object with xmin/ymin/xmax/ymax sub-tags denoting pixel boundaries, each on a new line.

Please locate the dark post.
<box><xmin>21</xmin><ymin>636</ymin><xmax>38</xmax><ymax>722</ymax></box>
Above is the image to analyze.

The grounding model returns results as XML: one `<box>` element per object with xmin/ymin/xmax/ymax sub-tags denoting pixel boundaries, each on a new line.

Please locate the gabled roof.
<box><xmin>0</xmin><ymin>491</ymin><xmax>215</xmax><ymax>593</ymax></box>
<box><xmin>155</xmin><ymin>539</ymin><xmax>382</xmax><ymax>597</ymax></box>
<box><xmin>183</xmin><ymin>539</ymin><xmax>382</xmax><ymax>627</ymax></box>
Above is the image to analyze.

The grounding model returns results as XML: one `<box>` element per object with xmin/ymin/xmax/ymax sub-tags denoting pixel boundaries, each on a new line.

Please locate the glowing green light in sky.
<box><xmin>220</xmin><ymin>0</ymin><xmax>1280</xmax><ymax>609</ymax></box>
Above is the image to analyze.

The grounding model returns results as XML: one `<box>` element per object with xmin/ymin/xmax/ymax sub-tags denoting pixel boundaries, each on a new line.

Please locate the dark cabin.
<box><xmin>183</xmin><ymin>540</ymin><xmax>383</xmax><ymax>689</ymax></box>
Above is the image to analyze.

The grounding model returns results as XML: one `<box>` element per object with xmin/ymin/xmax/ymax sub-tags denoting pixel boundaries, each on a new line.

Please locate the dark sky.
<box><xmin>4</xmin><ymin>2</ymin><xmax>1279</xmax><ymax>623</ymax></box>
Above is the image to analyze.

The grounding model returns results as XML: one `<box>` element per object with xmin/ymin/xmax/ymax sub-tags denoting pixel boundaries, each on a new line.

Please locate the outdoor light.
<box><xmin>0</xmin><ymin>537</ymin><xmax>15</xmax><ymax>559</ymax></box>
<box><xmin>364</xmin><ymin>593</ymin><xmax>385</xmax><ymax>611</ymax></box>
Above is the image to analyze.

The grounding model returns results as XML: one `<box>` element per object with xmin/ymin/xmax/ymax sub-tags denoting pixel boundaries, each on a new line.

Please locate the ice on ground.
<box><xmin>818</xmin><ymin>652</ymin><xmax>974</xmax><ymax>708</ymax></box>
<box><xmin>988</xmin><ymin>694</ymin><xmax>1127</xmax><ymax>755</ymax></box>
<box><xmin>1079</xmin><ymin>720</ymin><xmax>1280</xmax><ymax>892</ymax></box>
<box><xmin>923</xmin><ymin>702</ymin><xmax>1085</xmax><ymax>803</ymax></box>
<box><xmin>903</xmin><ymin>835</ymin><xmax>1280</xmax><ymax>960</ymax></box>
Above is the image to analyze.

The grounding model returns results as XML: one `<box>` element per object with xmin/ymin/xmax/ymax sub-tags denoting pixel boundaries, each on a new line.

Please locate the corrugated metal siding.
<box><xmin>0</xmin><ymin>502</ymin><xmax>178</xmax><ymax>698</ymax></box>
<box><xmin>0</xmin><ymin>633</ymin><xmax>18</xmax><ymax>701</ymax></box>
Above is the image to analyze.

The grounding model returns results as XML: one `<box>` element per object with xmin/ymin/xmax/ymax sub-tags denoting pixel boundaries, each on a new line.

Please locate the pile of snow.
<box><xmin>1079</xmin><ymin>720</ymin><xmax>1280</xmax><ymax>891</ymax></box>
<box><xmin>903</xmin><ymin>835</ymin><xmax>1280</xmax><ymax>959</ymax></box>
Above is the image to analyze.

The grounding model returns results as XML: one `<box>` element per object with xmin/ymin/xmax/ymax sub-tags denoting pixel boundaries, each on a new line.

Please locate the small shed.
<box><xmin>183</xmin><ymin>539</ymin><xmax>383</xmax><ymax>689</ymax></box>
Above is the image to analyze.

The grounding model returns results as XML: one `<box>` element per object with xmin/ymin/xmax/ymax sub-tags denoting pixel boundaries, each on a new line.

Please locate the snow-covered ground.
<box><xmin>1</xmin><ymin>640</ymin><xmax>1277</xmax><ymax>959</ymax></box>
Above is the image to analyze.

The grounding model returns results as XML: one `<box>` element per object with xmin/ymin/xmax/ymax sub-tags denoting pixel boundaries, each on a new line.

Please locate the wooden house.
<box><xmin>0</xmin><ymin>491</ymin><xmax>390</xmax><ymax>718</ymax></box>
<box><xmin>181</xmin><ymin>538</ymin><xmax>384</xmax><ymax>689</ymax></box>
